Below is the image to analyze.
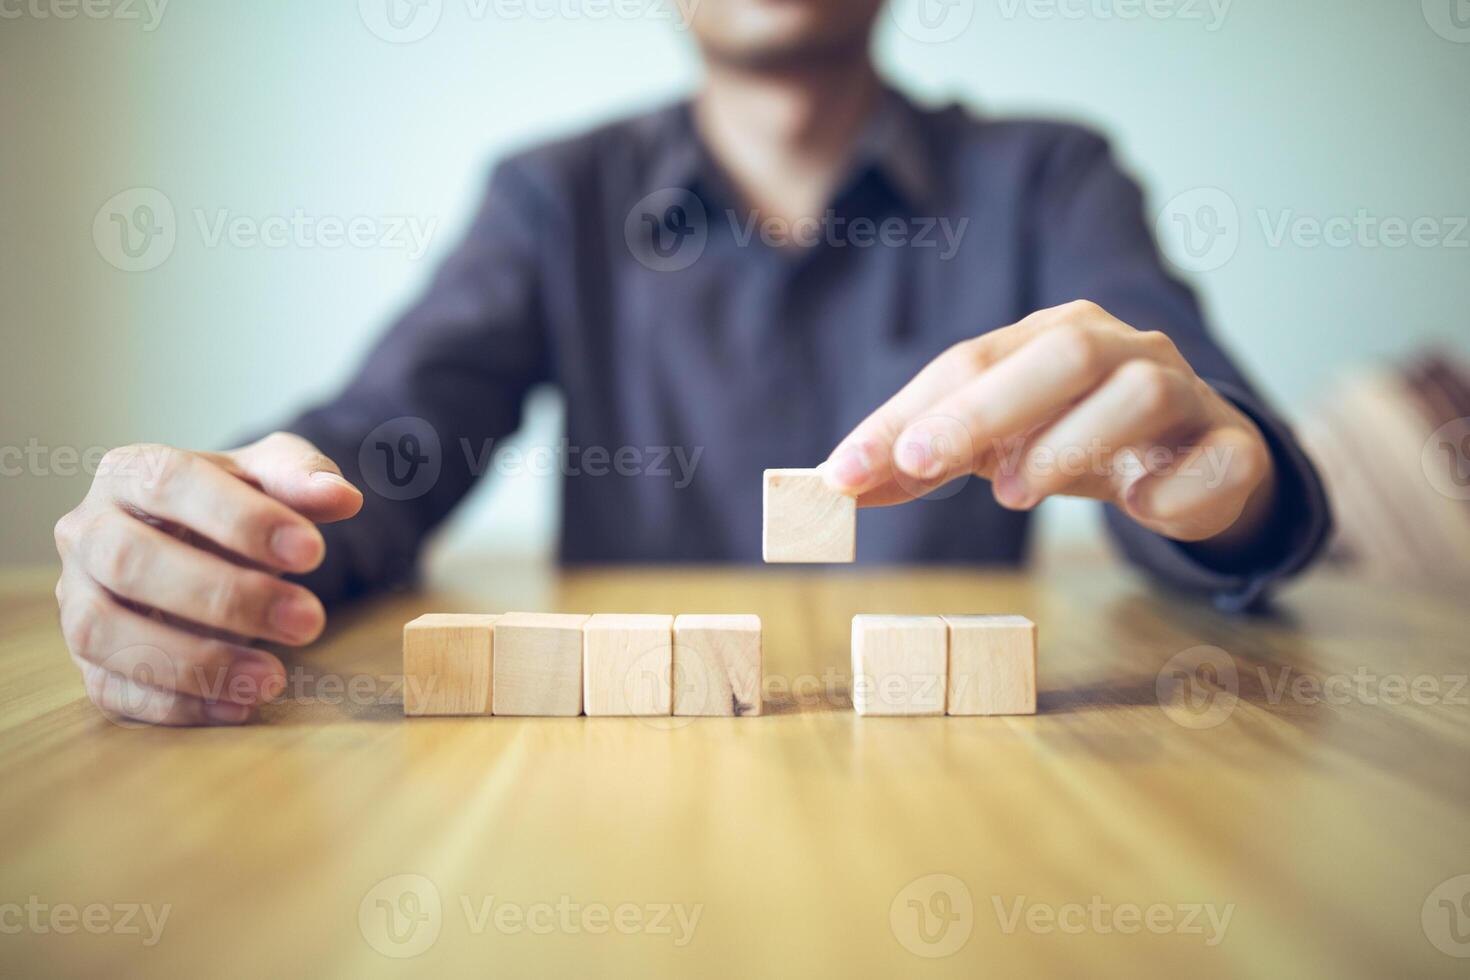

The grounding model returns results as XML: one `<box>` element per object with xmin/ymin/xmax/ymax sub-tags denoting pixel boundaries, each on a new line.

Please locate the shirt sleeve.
<box><xmin>1029</xmin><ymin>128</ymin><xmax>1332</xmax><ymax>611</ymax></box>
<box><xmin>278</xmin><ymin>161</ymin><xmax>550</xmax><ymax>606</ymax></box>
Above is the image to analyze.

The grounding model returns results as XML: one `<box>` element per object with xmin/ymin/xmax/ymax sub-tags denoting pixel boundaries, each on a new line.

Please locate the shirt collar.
<box><xmin>639</xmin><ymin>100</ymin><xmax>706</xmax><ymax>199</ymax></box>
<box><xmin>641</xmin><ymin>84</ymin><xmax>938</xmax><ymax>213</ymax></box>
<box><xmin>845</xmin><ymin>85</ymin><xmax>938</xmax><ymax>211</ymax></box>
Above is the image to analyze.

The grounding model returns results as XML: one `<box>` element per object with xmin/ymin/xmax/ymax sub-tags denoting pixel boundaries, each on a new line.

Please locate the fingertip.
<box><xmin>299</xmin><ymin>472</ymin><xmax>363</xmax><ymax>523</ymax></box>
<box><xmin>227</xmin><ymin>649</ymin><xmax>288</xmax><ymax>705</ymax></box>
<box><xmin>993</xmin><ymin>473</ymin><xmax>1037</xmax><ymax>511</ymax></box>
<box><xmin>270</xmin><ymin>591</ymin><xmax>327</xmax><ymax>646</ymax></box>
<box><xmin>895</xmin><ymin>437</ymin><xmax>944</xmax><ymax>481</ymax></box>
<box><xmin>269</xmin><ymin>523</ymin><xmax>326</xmax><ymax>572</ymax></box>
<box><xmin>203</xmin><ymin>700</ymin><xmax>253</xmax><ymax>725</ymax></box>
<box><xmin>1123</xmin><ymin>475</ymin><xmax>1182</xmax><ymax>527</ymax></box>
<box><xmin>311</xmin><ymin>470</ymin><xmax>359</xmax><ymax>493</ymax></box>
<box><xmin>821</xmin><ymin>444</ymin><xmax>877</xmax><ymax>495</ymax></box>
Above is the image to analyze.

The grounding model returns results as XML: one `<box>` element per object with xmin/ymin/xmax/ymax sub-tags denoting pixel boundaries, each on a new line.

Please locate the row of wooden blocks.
<box><xmin>403</xmin><ymin>613</ymin><xmax>762</xmax><ymax>717</ymax></box>
<box><xmin>404</xmin><ymin>610</ymin><xmax>1038</xmax><ymax>718</ymax></box>
<box><xmin>852</xmin><ymin>614</ymin><xmax>1037</xmax><ymax>716</ymax></box>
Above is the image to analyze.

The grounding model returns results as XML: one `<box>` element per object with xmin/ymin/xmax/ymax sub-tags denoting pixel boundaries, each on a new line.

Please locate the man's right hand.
<box><xmin>53</xmin><ymin>432</ymin><xmax>363</xmax><ymax>726</ymax></box>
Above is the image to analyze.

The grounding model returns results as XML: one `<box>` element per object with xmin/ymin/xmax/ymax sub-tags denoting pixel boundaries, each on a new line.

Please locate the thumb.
<box><xmin>223</xmin><ymin>432</ymin><xmax>363</xmax><ymax>524</ymax></box>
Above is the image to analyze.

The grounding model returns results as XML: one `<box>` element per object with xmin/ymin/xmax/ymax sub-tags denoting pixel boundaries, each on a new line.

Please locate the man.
<box><xmin>52</xmin><ymin>0</ymin><xmax>1329</xmax><ymax>725</ymax></box>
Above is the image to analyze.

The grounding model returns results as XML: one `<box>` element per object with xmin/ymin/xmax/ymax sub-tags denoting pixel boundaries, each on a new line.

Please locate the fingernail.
<box><xmin>1124</xmin><ymin>479</ymin><xmax>1149</xmax><ymax>515</ymax></box>
<box><xmin>824</xmin><ymin>445</ymin><xmax>871</xmax><ymax>490</ymax></box>
<box><xmin>270</xmin><ymin>594</ymin><xmax>324</xmax><ymax>642</ymax></box>
<box><xmin>994</xmin><ymin>473</ymin><xmax>1036</xmax><ymax>510</ymax></box>
<box><xmin>270</xmin><ymin>525</ymin><xmax>322</xmax><ymax>568</ymax></box>
<box><xmin>311</xmin><ymin>471</ymin><xmax>357</xmax><ymax>492</ymax></box>
<box><xmin>204</xmin><ymin>700</ymin><xmax>252</xmax><ymax>725</ymax></box>
<box><xmin>897</xmin><ymin>438</ymin><xmax>941</xmax><ymax>480</ymax></box>
<box><xmin>228</xmin><ymin>656</ymin><xmax>286</xmax><ymax>704</ymax></box>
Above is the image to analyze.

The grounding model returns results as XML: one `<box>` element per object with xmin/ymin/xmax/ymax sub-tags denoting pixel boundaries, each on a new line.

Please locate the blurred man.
<box><xmin>53</xmin><ymin>0</ymin><xmax>1329</xmax><ymax>723</ymax></box>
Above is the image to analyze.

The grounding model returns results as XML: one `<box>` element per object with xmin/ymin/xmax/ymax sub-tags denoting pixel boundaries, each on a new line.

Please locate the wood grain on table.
<box><xmin>1</xmin><ymin>562</ymin><xmax>1467</xmax><ymax>978</ymax></box>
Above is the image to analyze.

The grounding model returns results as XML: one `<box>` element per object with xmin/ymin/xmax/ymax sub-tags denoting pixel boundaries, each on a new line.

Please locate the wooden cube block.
<box><xmin>583</xmin><ymin>614</ymin><xmax>674</xmax><ymax>716</ymax></box>
<box><xmin>403</xmin><ymin>614</ymin><xmax>498</xmax><ymax>716</ymax></box>
<box><xmin>673</xmin><ymin>614</ymin><xmax>763</xmax><ymax>717</ymax></box>
<box><xmin>491</xmin><ymin>612</ymin><xmax>589</xmax><ymax>716</ymax></box>
<box><xmin>944</xmin><ymin>615</ymin><xmax>1037</xmax><ymax>716</ymax></box>
<box><xmin>762</xmin><ymin>468</ymin><xmax>856</xmax><ymax>563</ymax></box>
<box><xmin>850</xmin><ymin>615</ymin><xmax>947</xmax><ymax>716</ymax></box>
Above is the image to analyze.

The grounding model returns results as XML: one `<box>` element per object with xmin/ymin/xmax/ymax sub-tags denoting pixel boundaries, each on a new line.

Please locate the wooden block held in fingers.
<box><xmin>944</xmin><ymin>615</ymin><xmax>1037</xmax><ymax>716</ymax></box>
<box><xmin>403</xmin><ymin>614</ymin><xmax>498</xmax><ymax>716</ymax></box>
<box><xmin>583</xmin><ymin>614</ymin><xmax>674</xmax><ymax>716</ymax></box>
<box><xmin>762</xmin><ymin>468</ymin><xmax>856</xmax><ymax>563</ymax></box>
<box><xmin>492</xmin><ymin>612</ymin><xmax>589</xmax><ymax>716</ymax></box>
<box><xmin>673</xmin><ymin>614</ymin><xmax>763</xmax><ymax>716</ymax></box>
<box><xmin>850</xmin><ymin>615</ymin><xmax>947</xmax><ymax>716</ymax></box>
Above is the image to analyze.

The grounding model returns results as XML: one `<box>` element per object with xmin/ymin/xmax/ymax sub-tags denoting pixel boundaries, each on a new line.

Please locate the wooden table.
<box><xmin>2</xmin><ymin>561</ymin><xmax>1468</xmax><ymax>978</ymax></box>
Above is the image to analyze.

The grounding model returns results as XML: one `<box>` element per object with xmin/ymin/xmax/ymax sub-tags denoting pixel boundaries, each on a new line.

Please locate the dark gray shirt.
<box><xmin>286</xmin><ymin>88</ymin><xmax>1330</xmax><ymax>612</ymax></box>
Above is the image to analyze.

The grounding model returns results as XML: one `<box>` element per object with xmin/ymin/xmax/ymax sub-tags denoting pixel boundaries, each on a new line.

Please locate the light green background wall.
<box><xmin>3</xmin><ymin>0</ymin><xmax>1468</xmax><ymax>564</ymax></box>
